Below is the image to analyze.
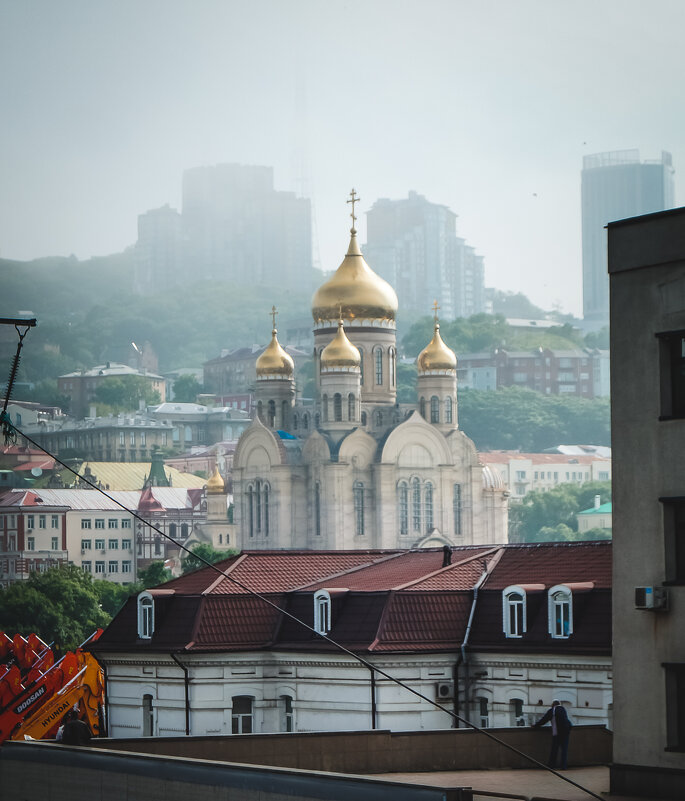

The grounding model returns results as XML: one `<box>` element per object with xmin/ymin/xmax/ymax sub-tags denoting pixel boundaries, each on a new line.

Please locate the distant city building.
<box><xmin>577</xmin><ymin>498</ymin><xmax>612</xmax><ymax>534</ymax></box>
<box><xmin>581</xmin><ymin>149</ymin><xmax>675</xmax><ymax>325</ymax></box>
<box><xmin>364</xmin><ymin>191</ymin><xmax>485</xmax><ymax>320</ymax></box>
<box><xmin>134</xmin><ymin>164</ymin><xmax>312</xmax><ymax>293</ymax></box>
<box><xmin>203</xmin><ymin>344</ymin><xmax>309</xmax><ymax>397</ymax></box>
<box><xmin>457</xmin><ymin>347</ymin><xmax>610</xmax><ymax>398</ymax></box>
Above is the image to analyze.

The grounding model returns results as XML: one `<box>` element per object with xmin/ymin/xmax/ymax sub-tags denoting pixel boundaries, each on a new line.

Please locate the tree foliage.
<box><xmin>92</xmin><ymin>578</ymin><xmax>142</xmax><ymax>617</ymax></box>
<box><xmin>138</xmin><ymin>561</ymin><xmax>172</xmax><ymax>588</ymax></box>
<box><xmin>94</xmin><ymin>375</ymin><xmax>161</xmax><ymax>412</ymax></box>
<box><xmin>181</xmin><ymin>543</ymin><xmax>236</xmax><ymax>574</ymax></box>
<box><xmin>509</xmin><ymin>481</ymin><xmax>612</xmax><ymax>542</ymax></box>
<box><xmin>172</xmin><ymin>374</ymin><xmax>203</xmax><ymax>403</ymax></box>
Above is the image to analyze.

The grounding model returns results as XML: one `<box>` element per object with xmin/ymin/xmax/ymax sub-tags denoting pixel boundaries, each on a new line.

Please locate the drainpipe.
<box><xmin>170</xmin><ymin>653</ymin><xmax>190</xmax><ymax>735</ymax></box>
<box><xmin>368</xmin><ymin>666</ymin><xmax>377</xmax><ymax>729</ymax></box>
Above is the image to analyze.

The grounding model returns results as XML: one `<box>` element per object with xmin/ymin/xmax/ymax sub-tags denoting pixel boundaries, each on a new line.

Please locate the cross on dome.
<box><xmin>270</xmin><ymin>305</ymin><xmax>278</xmax><ymax>331</ymax></box>
<box><xmin>432</xmin><ymin>299</ymin><xmax>440</xmax><ymax>324</ymax></box>
<box><xmin>347</xmin><ymin>188</ymin><xmax>360</xmax><ymax>232</ymax></box>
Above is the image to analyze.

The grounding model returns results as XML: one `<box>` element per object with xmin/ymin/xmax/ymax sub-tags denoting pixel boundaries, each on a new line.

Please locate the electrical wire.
<box><xmin>5</xmin><ymin>419</ymin><xmax>604</xmax><ymax>801</ymax></box>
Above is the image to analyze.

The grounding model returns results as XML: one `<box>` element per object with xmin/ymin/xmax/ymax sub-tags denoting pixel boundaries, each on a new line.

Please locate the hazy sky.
<box><xmin>1</xmin><ymin>0</ymin><xmax>683</xmax><ymax>316</ymax></box>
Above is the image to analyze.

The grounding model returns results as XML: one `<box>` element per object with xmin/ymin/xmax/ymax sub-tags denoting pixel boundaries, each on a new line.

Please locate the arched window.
<box><xmin>247</xmin><ymin>484</ymin><xmax>254</xmax><ymax>537</ymax></box>
<box><xmin>453</xmin><ymin>484</ymin><xmax>462</xmax><ymax>535</ymax></box>
<box><xmin>293</xmin><ymin>413</ymin><xmax>299</xmax><ymax>431</ymax></box>
<box><xmin>137</xmin><ymin>592</ymin><xmax>154</xmax><ymax>639</ymax></box>
<box><xmin>398</xmin><ymin>481</ymin><xmax>409</xmax><ymax>535</ymax></box>
<box><xmin>180</xmin><ymin>523</ymin><xmax>188</xmax><ymax>538</ymax></box>
<box><xmin>322</xmin><ymin>394</ymin><xmax>329</xmax><ymax>422</ymax></box>
<box><xmin>263</xmin><ymin>483</ymin><xmax>270</xmax><ymax>536</ymax></box>
<box><xmin>375</xmin><ymin>347</ymin><xmax>383</xmax><ymax>384</ymax></box>
<box><xmin>478</xmin><ymin>696</ymin><xmax>490</xmax><ymax>728</ymax></box>
<box><xmin>425</xmin><ymin>482</ymin><xmax>434</xmax><ymax>532</ymax></box>
<box><xmin>419</xmin><ymin>397</ymin><xmax>426</xmax><ymax>419</ymax></box>
<box><xmin>231</xmin><ymin>696</ymin><xmax>254</xmax><ymax>734</ymax></box>
<box><xmin>281</xmin><ymin>400</ymin><xmax>289</xmax><ymax>427</ymax></box>
<box><xmin>361</xmin><ymin>411</ymin><xmax>367</xmax><ymax>426</ymax></box>
<box><xmin>255</xmin><ymin>479</ymin><xmax>262</xmax><ymax>532</ymax></box>
<box><xmin>333</xmin><ymin>393</ymin><xmax>342</xmax><ymax>422</ymax></box>
<box><xmin>314</xmin><ymin>482</ymin><xmax>321</xmax><ymax>536</ymax></box>
<box><xmin>503</xmin><ymin>585</ymin><xmax>527</xmax><ymax>637</ymax></box>
<box><xmin>548</xmin><ymin>585</ymin><xmax>573</xmax><ymax>638</ymax></box>
<box><xmin>184</xmin><ymin>425</ymin><xmax>192</xmax><ymax>442</ymax></box>
<box><xmin>281</xmin><ymin>694</ymin><xmax>294</xmax><ymax>732</ymax></box>
<box><xmin>358</xmin><ymin>347</ymin><xmax>364</xmax><ymax>385</ymax></box>
<box><xmin>314</xmin><ymin>590</ymin><xmax>331</xmax><ymax>634</ymax></box>
<box><xmin>169</xmin><ymin>523</ymin><xmax>177</xmax><ymax>539</ymax></box>
<box><xmin>374</xmin><ymin>409</ymin><xmax>383</xmax><ymax>427</ymax></box>
<box><xmin>142</xmin><ymin>694</ymin><xmax>154</xmax><ymax>736</ymax></box>
<box><xmin>268</xmin><ymin>400</ymin><xmax>276</xmax><ymax>428</ymax></box>
<box><xmin>412</xmin><ymin>477</ymin><xmax>421</xmax><ymax>532</ymax></box>
<box><xmin>430</xmin><ymin>395</ymin><xmax>439</xmax><ymax>423</ymax></box>
<box><xmin>315</xmin><ymin>412</ymin><xmax>320</xmax><ymax>428</ymax></box>
<box><xmin>303</xmin><ymin>413</ymin><xmax>309</xmax><ymax>431</ymax></box>
<box><xmin>389</xmin><ymin>348</ymin><xmax>396</xmax><ymax>387</ymax></box>
<box><xmin>354</xmin><ymin>481</ymin><xmax>365</xmax><ymax>535</ymax></box>
<box><xmin>510</xmin><ymin>698</ymin><xmax>525</xmax><ymax>726</ymax></box>
<box><xmin>445</xmin><ymin>396</ymin><xmax>453</xmax><ymax>424</ymax></box>
<box><xmin>348</xmin><ymin>393</ymin><xmax>356</xmax><ymax>421</ymax></box>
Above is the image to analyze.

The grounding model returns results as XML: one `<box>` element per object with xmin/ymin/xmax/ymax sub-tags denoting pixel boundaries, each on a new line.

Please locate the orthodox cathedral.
<box><xmin>230</xmin><ymin>194</ymin><xmax>508</xmax><ymax>550</ymax></box>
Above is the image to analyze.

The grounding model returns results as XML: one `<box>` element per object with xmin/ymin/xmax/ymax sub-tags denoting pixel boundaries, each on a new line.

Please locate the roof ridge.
<box><xmin>393</xmin><ymin>547</ymin><xmax>501</xmax><ymax>590</ymax></box>
<box><xmin>368</xmin><ymin>589</ymin><xmax>396</xmax><ymax>652</ymax></box>
<box><xmin>291</xmin><ymin>551</ymin><xmax>405</xmax><ymax>591</ymax></box>
<box><xmin>475</xmin><ymin>547</ymin><xmax>507</xmax><ymax>590</ymax></box>
<box><xmin>202</xmin><ymin>552</ymin><xmax>249</xmax><ymax>595</ymax></box>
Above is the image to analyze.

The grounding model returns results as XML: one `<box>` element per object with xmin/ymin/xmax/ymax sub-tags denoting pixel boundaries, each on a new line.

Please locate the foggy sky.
<box><xmin>1</xmin><ymin>0</ymin><xmax>683</xmax><ymax>317</ymax></box>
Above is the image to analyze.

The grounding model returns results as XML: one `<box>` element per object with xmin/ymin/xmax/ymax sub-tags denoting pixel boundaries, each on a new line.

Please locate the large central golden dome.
<box><xmin>311</xmin><ymin>230</ymin><xmax>398</xmax><ymax>325</ymax></box>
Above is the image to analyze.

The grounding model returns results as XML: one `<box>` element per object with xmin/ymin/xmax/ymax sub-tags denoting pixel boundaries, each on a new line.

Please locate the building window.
<box><xmin>122</xmin><ymin>561</ymin><xmax>131</xmax><ymax>573</ymax></box>
<box><xmin>169</xmin><ymin>523</ymin><xmax>177</xmax><ymax>539</ymax></box>
<box><xmin>315</xmin><ymin>482</ymin><xmax>321</xmax><ymax>536</ymax></box>
<box><xmin>95</xmin><ymin>538</ymin><xmax>105</xmax><ymax>550</ymax></box>
<box><xmin>348</xmin><ymin>393</ymin><xmax>355</xmax><ymax>421</ymax></box>
<box><xmin>39</xmin><ymin>515</ymin><xmax>46</xmax><ymax>529</ymax></box>
<box><xmin>419</xmin><ymin>397</ymin><xmax>426</xmax><ymax>419</ymax></box>
<box><xmin>333</xmin><ymin>393</ymin><xmax>342</xmax><ymax>422</ymax></box>
<box><xmin>314</xmin><ymin>590</ymin><xmax>331</xmax><ymax>635</ymax></box>
<box><xmin>81</xmin><ymin>539</ymin><xmax>92</xmax><ymax>550</ymax></box>
<box><xmin>477</xmin><ymin>697</ymin><xmax>490</xmax><ymax>728</ymax></box>
<box><xmin>95</xmin><ymin>519</ymin><xmax>105</xmax><ymax>529</ymax></box>
<box><xmin>81</xmin><ymin>519</ymin><xmax>91</xmax><ymax>530</ymax></box>
<box><xmin>424</xmin><ymin>482</ymin><xmax>434</xmax><ymax>532</ymax></box>
<box><xmin>661</xmin><ymin>498</ymin><xmax>685</xmax><ymax>584</ymax></box>
<box><xmin>119</xmin><ymin>432</ymin><xmax>125</xmax><ymax>446</ymax></box>
<box><xmin>108</xmin><ymin>519</ymin><xmax>118</xmax><ymax>529</ymax></box>
<box><xmin>140</xmin><ymin>432</ymin><xmax>146</xmax><ymax>446</ymax></box>
<box><xmin>360</xmin><ymin>411</ymin><xmax>367</xmax><ymax>426</ymax></box>
<box><xmin>503</xmin><ymin>586</ymin><xmax>526</xmax><ymax>637</ymax></box>
<box><xmin>303</xmin><ymin>413</ymin><xmax>309</xmax><ymax>431</ymax></box>
<box><xmin>138</xmin><ymin>592</ymin><xmax>154</xmax><ymax>639</ymax></box>
<box><xmin>27</xmin><ymin>515</ymin><xmax>34</xmax><ymax>529</ymax></box>
<box><xmin>398</xmin><ymin>481</ymin><xmax>409</xmax><ymax>535</ymax></box>
<box><xmin>267</xmin><ymin>401</ymin><xmax>276</xmax><ymax>428</ymax></box>
<box><xmin>664</xmin><ymin>663</ymin><xmax>685</xmax><ymax>750</ymax></box>
<box><xmin>263</xmin><ymin>484</ymin><xmax>270</xmax><ymax>537</ymax></box>
<box><xmin>130</xmin><ymin>431</ymin><xmax>136</xmax><ymax>446</ymax></box>
<box><xmin>412</xmin><ymin>478</ymin><xmax>421</xmax><ymax>532</ymax></box>
<box><xmin>184</xmin><ymin>425</ymin><xmax>192</xmax><ymax>442</ymax></box>
<box><xmin>247</xmin><ymin>485</ymin><xmax>254</xmax><ymax>537</ymax></box>
<box><xmin>51</xmin><ymin>537</ymin><xmax>59</xmax><ymax>550</ymax></box>
<box><xmin>293</xmin><ymin>413</ymin><xmax>299</xmax><ymax>431</ymax></box>
<box><xmin>108</xmin><ymin>560</ymin><xmax>118</xmax><ymax>573</ymax></box>
<box><xmin>122</xmin><ymin>538</ymin><xmax>131</xmax><ymax>550</ymax></box>
<box><xmin>548</xmin><ymin>585</ymin><xmax>573</xmax><ymax>638</ymax></box>
<box><xmin>354</xmin><ymin>481</ymin><xmax>365</xmax><ymax>536</ymax></box>
<box><xmin>374</xmin><ymin>410</ymin><xmax>383</xmax><ymax>427</ymax></box>
<box><xmin>453</xmin><ymin>484</ymin><xmax>462</xmax><ymax>535</ymax></box>
<box><xmin>430</xmin><ymin>396</ymin><xmax>439</xmax><ymax>423</ymax></box>
<box><xmin>282</xmin><ymin>400</ymin><xmax>289</xmax><ymax>427</ymax></box>
<box><xmin>95</xmin><ymin>561</ymin><xmax>105</xmax><ymax>574</ymax></box>
<box><xmin>511</xmin><ymin>698</ymin><xmax>526</xmax><ymax>727</ymax></box>
<box><xmin>375</xmin><ymin>348</ymin><xmax>383</xmax><ymax>384</ymax></box>
<box><xmin>231</xmin><ymin>696</ymin><xmax>253</xmax><ymax>734</ymax></box>
<box><xmin>281</xmin><ymin>695</ymin><xmax>294</xmax><ymax>732</ymax></box>
<box><xmin>82</xmin><ymin>561</ymin><xmax>92</xmax><ymax>573</ymax></box>
<box><xmin>142</xmin><ymin>694</ymin><xmax>154</xmax><ymax>736</ymax></box>
<box><xmin>389</xmin><ymin>348</ymin><xmax>396</xmax><ymax>387</ymax></box>
<box><xmin>51</xmin><ymin>515</ymin><xmax>59</xmax><ymax>529</ymax></box>
<box><xmin>27</xmin><ymin>537</ymin><xmax>35</xmax><ymax>551</ymax></box>
<box><xmin>108</xmin><ymin>538</ymin><xmax>118</xmax><ymax>549</ymax></box>
<box><xmin>322</xmin><ymin>394</ymin><xmax>329</xmax><ymax>423</ymax></box>
<box><xmin>658</xmin><ymin>330</ymin><xmax>685</xmax><ymax>418</ymax></box>
<box><xmin>445</xmin><ymin>396</ymin><xmax>453</xmax><ymax>424</ymax></box>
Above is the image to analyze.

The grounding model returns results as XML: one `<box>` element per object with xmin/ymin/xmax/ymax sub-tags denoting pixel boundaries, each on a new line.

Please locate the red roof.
<box><xmin>137</xmin><ymin>486</ymin><xmax>166</xmax><ymax>513</ymax></box>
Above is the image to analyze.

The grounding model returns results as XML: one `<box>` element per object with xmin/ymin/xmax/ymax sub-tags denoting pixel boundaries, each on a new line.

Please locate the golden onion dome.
<box><xmin>417</xmin><ymin>322</ymin><xmax>457</xmax><ymax>373</ymax></box>
<box><xmin>255</xmin><ymin>328</ymin><xmax>294</xmax><ymax>378</ymax></box>
<box><xmin>311</xmin><ymin>230</ymin><xmax>398</xmax><ymax>325</ymax></box>
<box><xmin>320</xmin><ymin>319</ymin><xmax>361</xmax><ymax>370</ymax></box>
<box><xmin>206</xmin><ymin>465</ymin><xmax>225</xmax><ymax>494</ymax></box>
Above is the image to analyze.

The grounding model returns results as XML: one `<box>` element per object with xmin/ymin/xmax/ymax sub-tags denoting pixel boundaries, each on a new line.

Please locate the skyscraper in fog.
<box><xmin>581</xmin><ymin>150</ymin><xmax>675</xmax><ymax>324</ymax></box>
<box><xmin>364</xmin><ymin>191</ymin><xmax>485</xmax><ymax>320</ymax></box>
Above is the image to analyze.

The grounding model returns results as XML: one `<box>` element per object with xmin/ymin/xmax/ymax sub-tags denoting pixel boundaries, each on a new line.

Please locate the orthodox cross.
<box><xmin>432</xmin><ymin>299</ymin><xmax>440</xmax><ymax>323</ymax></box>
<box><xmin>347</xmin><ymin>188</ymin><xmax>360</xmax><ymax>229</ymax></box>
<box><xmin>270</xmin><ymin>305</ymin><xmax>278</xmax><ymax>330</ymax></box>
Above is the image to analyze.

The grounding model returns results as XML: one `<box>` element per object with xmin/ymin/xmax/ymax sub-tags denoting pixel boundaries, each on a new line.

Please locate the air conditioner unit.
<box><xmin>436</xmin><ymin>681</ymin><xmax>455</xmax><ymax>701</ymax></box>
<box><xmin>635</xmin><ymin>586</ymin><xmax>669</xmax><ymax>611</ymax></box>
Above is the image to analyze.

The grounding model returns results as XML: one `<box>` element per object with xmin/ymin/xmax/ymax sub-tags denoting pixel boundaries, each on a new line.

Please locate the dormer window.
<box><xmin>503</xmin><ymin>585</ymin><xmax>527</xmax><ymax>638</ymax></box>
<box><xmin>548</xmin><ymin>585</ymin><xmax>573</xmax><ymax>638</ymax></box>
<box><xmin>313</xmin><ymin>590</ymin><xmax>331</xmax><ymax>635</ymax></box>
<box><xmin>138</xmin><ymin>592</ymin><xmax>155</xmax><ymax>639</ymax></box>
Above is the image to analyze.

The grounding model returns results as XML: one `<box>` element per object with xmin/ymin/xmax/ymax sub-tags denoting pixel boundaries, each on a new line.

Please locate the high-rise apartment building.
<box><xmin>134</xmin><ymin>164</ymin><xmax>312</xmax><ymax>294</ymax></box>
<box><xmin>364</xmin><ymin>191</ymin><xmax>485</xmax><ymax>320</ymax></box>
<box><xmin>582</xmin><ymin>150</ymin><xmax>675</xmax><ymax>324</ymax></box>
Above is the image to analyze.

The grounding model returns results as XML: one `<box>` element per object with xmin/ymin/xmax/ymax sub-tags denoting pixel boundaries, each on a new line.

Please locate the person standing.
<box><xmin>533</xmin><ymin>699</ymin><xmax>572</xmax><ymax>769</ymax></box>
<box><xmin>58</xmin><ymin>709</ymin><xmax>92</xmax><ymax>746</ymax></box>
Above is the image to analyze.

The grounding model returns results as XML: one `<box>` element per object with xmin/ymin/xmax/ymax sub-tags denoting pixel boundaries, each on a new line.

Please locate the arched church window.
<box><xmin>322</xmin><ymin>394</ymin><xmax>329</xmax><ymax>423</ymax></box>
<box><xmin>293</xmin><ymin>413</ymin><xmax>299</xmax><ymax>431</ymax></box>
<box><xmin>453</xmin><ymin>484</ymin><xmax>462</xmax><ymax>536</ymax></box>
<box><xmin>255</xmin><ymin>480</ymin><xmax>262</xmax><ymax>533</ymax></box>
<box><xmin>348</xmin><ymin>393</ymin><xmax>356</xmax><ymax>421</ymax></box>
<box><xmin>169</xmin><ymin>523</ymin><xmax>177</xmax><ymax>539</ymax></box>
<box><xmin>425</xmin><ymin>482</ymin><xmax>434</xmax><ymax>532</ymax></box>
<box><xmin>361</xmin><ymin>411</ymin><xmax>367</xmax><ymax>426</ymax></box>
<box><xmin>412</xmin><ymin>478</ymin><xmax>421</xmax><ymax>532</ymax></box>
<box><xmin>303</xmin><ymin>413</ymin><xmax>309</xmax><ymax>430</ymax></box>
<box><xmin>374</xmin><ymin>410</ymin><xmax>383</xmax><ymax>427</ymax></box>
<box><xmin>375</xmin><ymin>348</ymin><xmax>383</xmax><ymax>385</ymax></box>
<box><xmin>430</xmin><ymin>396</ymin><xmax>439</xmax><ymax>424</ymax></box>
<box><xmin>354</xmin><ymin>481</ymin><xmax>365</xmax><ymax>536</ymax></box>
<box><xmin>268</xmin><ymin>400</ymin><xmax>276</xmax><ymax>428</ymax></box>
<box><xmin>398</xmin><ymin>481</ymin><xmax>409</xmax><ymax>535</ymax></box>
<box><xmin>358</xmin><ymin>347</ymin><xmax>364</xmax><ymax>385</ymax></box>
<box><xmin>419</xmin><ymin>397</ymin><xmax>426</xmax><ymax>419</ymax></box>
<box><xmin>314</xmin><ymin>482</ymin><xmax>321</xmax><ymax>536</ymax></box>
<box><xmin>389</xmin><ymin>348</ymin><xmax>396</xmax><ymax>387</ymax></box>
<box><xmin>334</xmin><ymin>393</ymin><xmax>342</xmax><ymax>422</ymax></box>
<box><xmin>181</xmin><ymin>523</ymin><xmax>188</xmax><ymax>539</ymax></box>
<box><xmin>137</xmin><ymin>592</ymin><xmax>154</xmax><ymax>639</ymax></box>
<box><xmin>281</xmin><ymin>400</ymin><xmax>289</xmax><ymax>427</ymax></box>
<box><xmin>263</xmin><ymin>483</ymin><xmax>270</xmax><ymax>536</ymax></box>
<box><xmin>315</xmin><ymin>413</ymin><xmax>320</xmax><ymax>428</ymax></box>
<box><xmin>314</xmin><ymin>590</ymin><xmax>331</xmax><ymax>635</ymax></box>
<box><xmin>445</xmin><ymin>396</ymin><xmax>453</xmax><ymax>424</ymax></box>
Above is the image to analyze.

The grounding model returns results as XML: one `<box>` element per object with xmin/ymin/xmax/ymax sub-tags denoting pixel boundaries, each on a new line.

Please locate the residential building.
<box><xmin>364</xmin><ymin>191</ymin><xmax>485</xmax><ymax>320</ymax></box>
<box><xmin>57</xmin><ymin>362</ymin><xmax>166</xmax><ymax>418</ymax></box>
<box><xmin>577</xmin><ymin>498</ymin><xmax>612</xmax><ymax>534</ymax></box>
<box><xmin>582</xmin><ymin>149</ymin><xmax>675</xmax><ymax>325</ymax></box>
<box><xmin>149</xmin><ymin>402</ymin><xmax>251</xmax><ymax>448</ymax></box>
<box><xmin>478</xmin><ymin>452</ymin><xmax>611</xmax><ymax>502</ymax></box>
<box><xmin>92</xmin><ymin>542</ymin><xmax>612</xmax><ymax>738</ymax></box>
<box><xmin>608</xmin><ymin>205</ymin><xmax>685</xmax><ymax>798</ymax></box>
<box><xmin>133</xmin><ymin>204</ymin><xmax>187</xmax><ymax>295</ymax></box>
<box><xmin>231</xmin><ymin>207</ymin><xmax>508</xmax><ymax>551</ymax></box>
<box><xmin>203</xmin><ymin>345</ymin><xmax>309</xmax><ymax>397</ymax></box>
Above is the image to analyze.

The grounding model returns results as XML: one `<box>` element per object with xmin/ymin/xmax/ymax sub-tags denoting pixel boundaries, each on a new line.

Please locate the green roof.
<box><xmin>578</xmin><ymin>501</ymin><xmax>612</xmax><ymax>515</ymax></box>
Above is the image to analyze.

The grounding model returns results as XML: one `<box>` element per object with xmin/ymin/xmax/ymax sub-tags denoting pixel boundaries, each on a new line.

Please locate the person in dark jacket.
<box><xmin>59</xmin><ymin>709</ymin><xmax>92</xmax><ymax>746</ymax></box>
<box><xmin>533</xmin><ymin>699</ymin><xmax>572</xmax><ymax>769</ymax></box>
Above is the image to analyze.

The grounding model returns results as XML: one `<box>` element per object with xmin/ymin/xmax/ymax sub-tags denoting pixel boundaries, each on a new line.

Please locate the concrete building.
<box><xmin>92</xmin><ymin>542</ymin><xmax>612</xmax><ymax>738</ymax></box>
<box><xmin>133</xmin><ymin>205</ymin><xmax>187</xmax><ymax>295</ymax></box>
<box><xmin>577</xmin><ymin>498</ymin><xmax>612</xmax><ymax>534</ymax></box>
<box><xmin>608</xmin><ymin>205</ymin><xmax>685</xmax><ymax>798</ymax></box>
<box><xmin>364</xmin><ymin>191</ymin><xmax>485</xmax><ymax>320</ymax></box>
<box><xmin>203</xmin><ymin>345</ymin><xmax>309</xmax><ymax>398</ymax></box>
<box><xmin>582</xmin><ymin>149</ymin><xmax>675</xmax><ymax>325</ymax></box>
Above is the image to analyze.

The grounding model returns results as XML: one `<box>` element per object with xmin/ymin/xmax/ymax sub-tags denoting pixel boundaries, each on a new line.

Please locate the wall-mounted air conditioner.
<box><xmin>635</xmin><ymin>586</ymin><xmax>669</xmax><ymax>611</ymax></box>
<box><xmin>436</xmin><ymin>681</ymin><xmax>454</xmax><ymax>701</ymax></box>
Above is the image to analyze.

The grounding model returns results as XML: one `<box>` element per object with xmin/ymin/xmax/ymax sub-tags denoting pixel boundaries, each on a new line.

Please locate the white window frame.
<box><xmin>502</xmin><ymin>585</ymin><xmax>527</xmax><ymax>638</ymax></box>
<box><xmin>548</xmin><ymin>584</ymin><xmax>573</xmax><ymax>638</ymax></box>
<box><xmin>137</xmin><ymin>592</ymin><xmax>155</xmax><ymax>639</ymax></box>
<box><xmin>313</xmin><ymin>590</ymin><xmax>331</xmax><ymax>635</ymax></box>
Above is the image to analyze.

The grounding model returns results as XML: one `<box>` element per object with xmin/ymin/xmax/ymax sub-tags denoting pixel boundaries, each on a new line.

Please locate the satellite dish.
<box><xmin>31</xmin><ymin>467</ymin><xmax>42</xmax><ymax>477</ymax></box>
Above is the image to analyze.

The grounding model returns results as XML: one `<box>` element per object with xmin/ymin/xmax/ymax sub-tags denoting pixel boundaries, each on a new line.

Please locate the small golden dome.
<box><xmin>417</xmin><ymin>322</ymin><xmax>457</xmax><ymax>373</ymax></box>
<box><xmin>206</xmin><ymin>466</ymin><xmax>225</xmax><ymax>494</ymax></box>
<box><xmin>321</xmin><ymin>319</ymin><xmax>361</xmax><ymax>369</ymax></box>
<box><xmin>256</xmin><ymin>328</ymin><xmax>294</xmax><ymax>378</ymax></box>
<box><xmin>311</xmin><ymin>230</ymin><xmax>398</xmax><ymax>325</ymax></box>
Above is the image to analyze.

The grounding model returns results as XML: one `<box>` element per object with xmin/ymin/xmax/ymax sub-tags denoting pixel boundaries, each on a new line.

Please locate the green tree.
<box><xmin>0</xmin><ymin>565</ymin><xmax>110</xmax><ymax>651</ymax></box>
<box><xmin>94</xmin><ymin>375</ymin><xmax>161</xmax><ymax>412</ymax></box>
<box><xmin>181</xmin><ymin>543</ymin><xmax>236</xmax><ymax>574</ymax></box>
<box><xmin>172</xmin><ymin>374</ymin><xmax>202</xmax><ymax>403</ymax></box>
<box><xmin>138</xmin><ymin>561</ymin><xmax>172</xmax><ymax>588</ymax></box>
<box><xmin>396</xmin><ymin>362</ymin><xmax>417</xmax><ymax>403</ymax></box>
<box><xmin>584</xmin><ymin>326</ymin><xmax>610</xmax><ymax>349</ymax></box>
<box><xmin>92</xmin><ymin>578</ymin><xmax>142</xmax><ymax>617</ymax></box>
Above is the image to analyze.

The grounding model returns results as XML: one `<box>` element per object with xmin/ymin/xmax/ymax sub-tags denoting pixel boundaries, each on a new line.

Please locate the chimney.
<box><xmin>594</xmin><ymin>494</ymin><xmax>601</xmax><ymax>509</ymax></box>
<box><xmin>89</xmin><ymin>405</ymin><xmax>97</xmax><ymax>418</ymax></box>
<box><xmin>442</xmin><ymin>545</ymin><xmax>452</xmax><ymax>567</ymax></box>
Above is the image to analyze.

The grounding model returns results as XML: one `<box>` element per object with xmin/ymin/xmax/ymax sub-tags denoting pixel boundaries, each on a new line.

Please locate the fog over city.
<box><xmin>1</xmin><ymin>0</ymin><xmax>683</xmax><ymax>315</ymax></box>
